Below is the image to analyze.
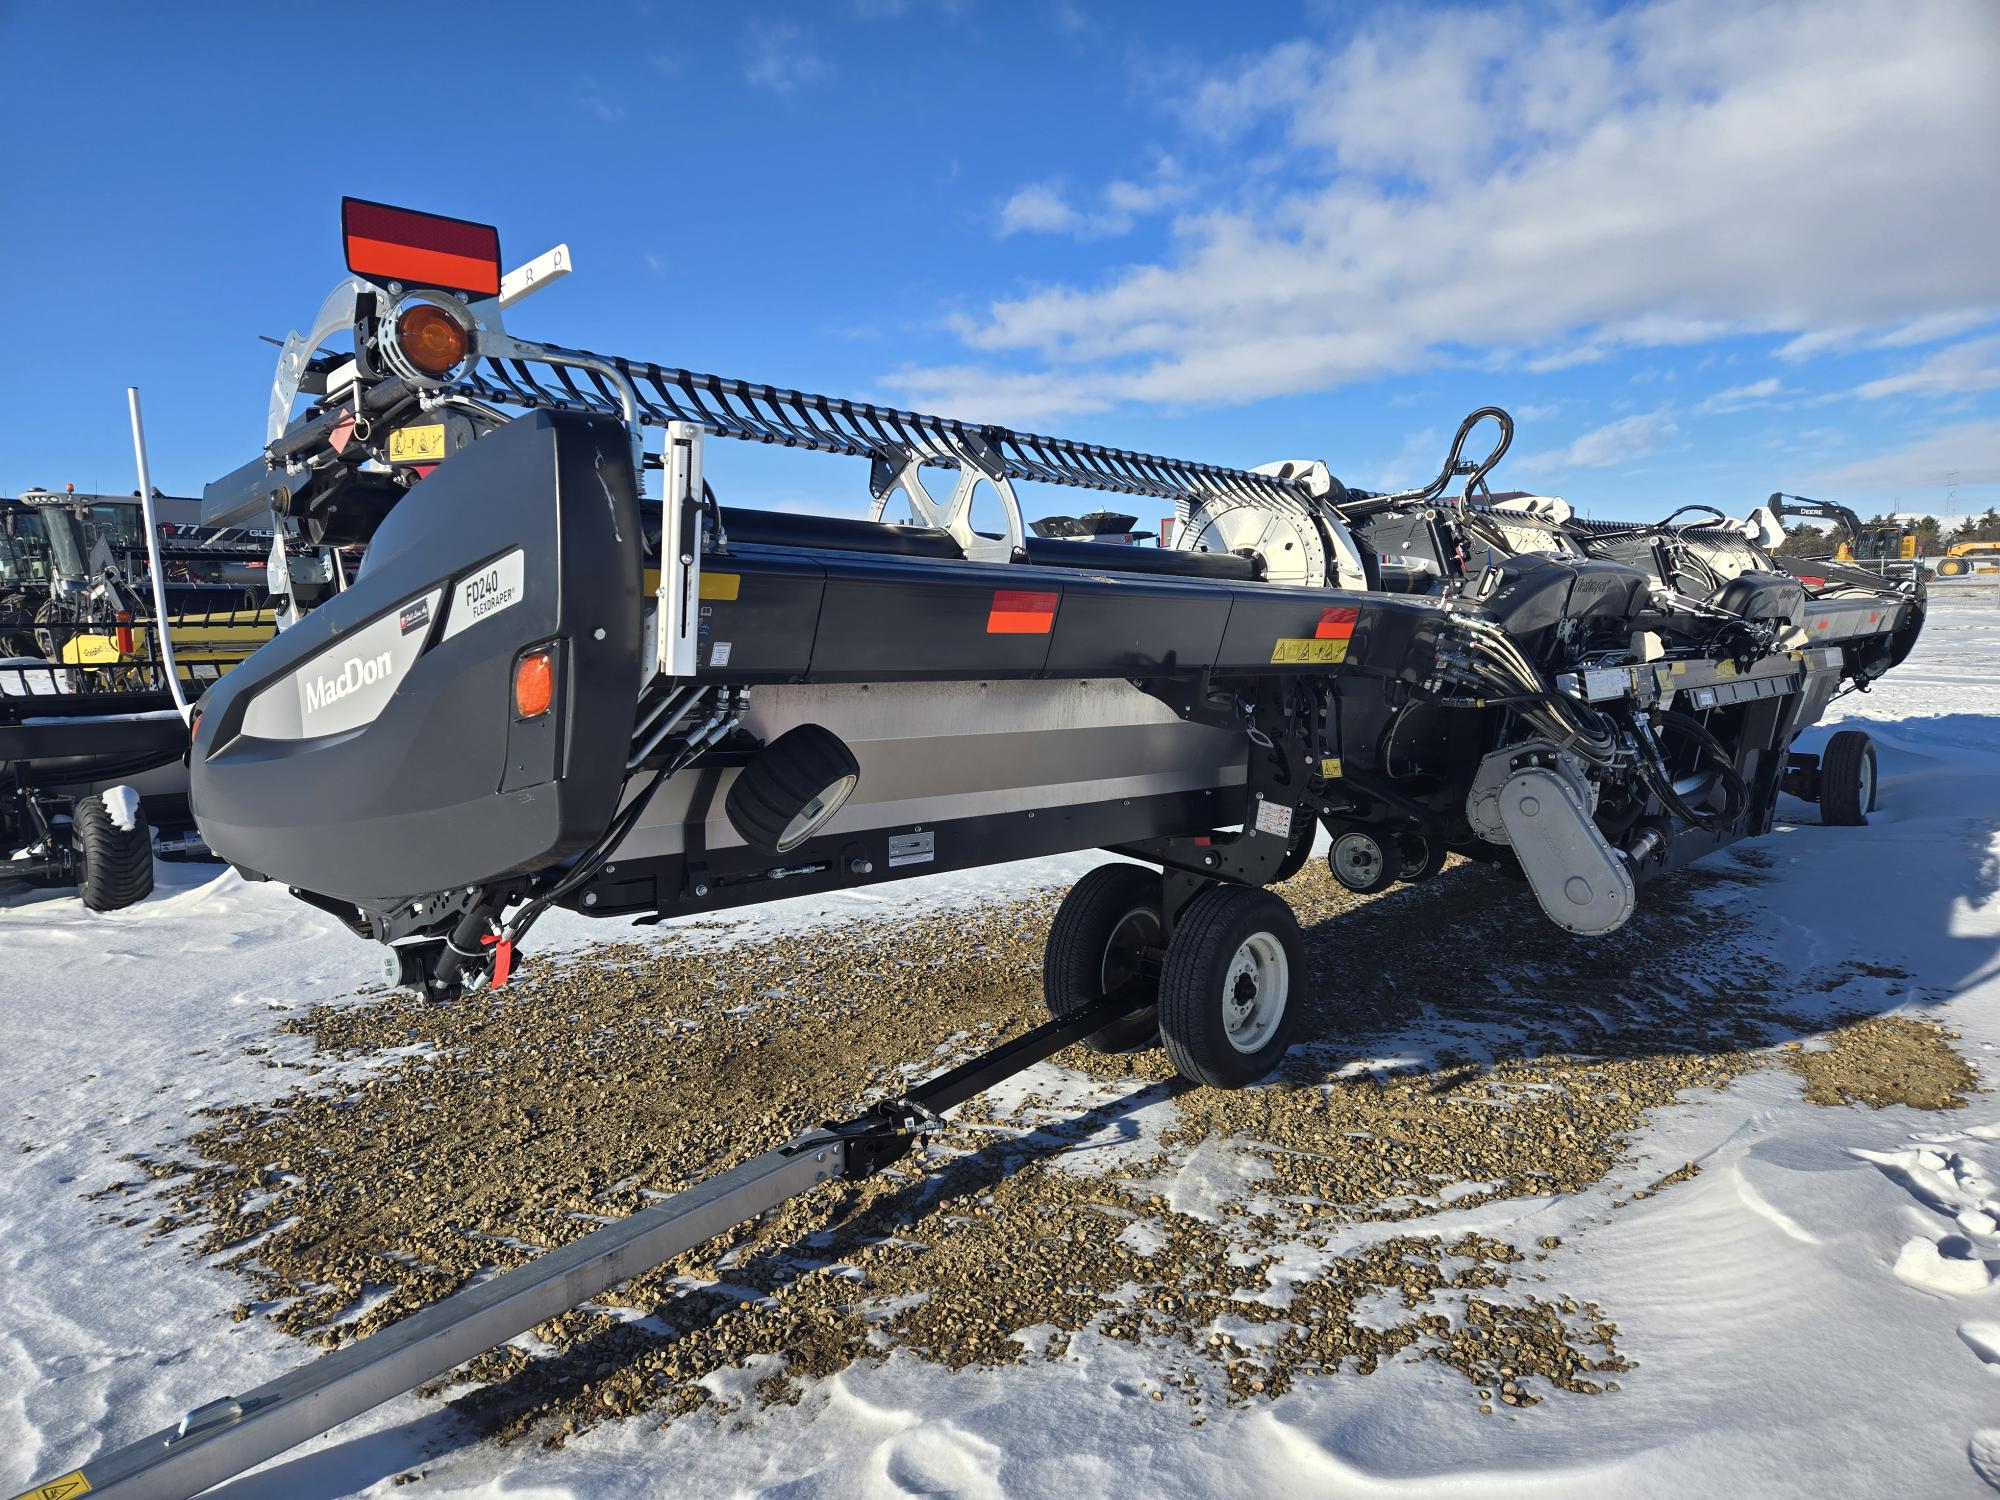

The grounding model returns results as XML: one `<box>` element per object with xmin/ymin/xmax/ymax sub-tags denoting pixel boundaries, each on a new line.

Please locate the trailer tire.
<box><xmin>1328</xmin><ymin>828</ymin><xmax>1398</xmax><ymax>894</ymax></box>
<box><xmin>1043</xmin><ymin>864</ymin><xmax>1164</xmax><ymax>1052</ymax></box>
<box><xmin>1396</xmin><ymin>834</ymin><xmax>1446</xmax><ymax>884</ymax></box>
<box><xmin>1157</xmin><ymin>884</ymin><xmax>1304</xmax><ymax>1088</ymax></box>
<box><xmin>725</xmin><ymin>724</ymin><xmax>862</xmax><ymax>854</ymax></box>
<box><xmin>1819</xmin><ymin>730</ymin><xmax>1876</xmax><ymax>826</ymax></box>
<box><xmin>73</xmin><ymin>793</ymin><xmax>154</xmax><ymax>911</ymax></box>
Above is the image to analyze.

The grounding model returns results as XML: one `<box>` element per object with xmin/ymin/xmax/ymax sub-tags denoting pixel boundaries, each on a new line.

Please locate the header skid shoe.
<box><xmin>189</xmin><ymin>410</ymin><xmax>644</xmax><ymax>905</ymax></box>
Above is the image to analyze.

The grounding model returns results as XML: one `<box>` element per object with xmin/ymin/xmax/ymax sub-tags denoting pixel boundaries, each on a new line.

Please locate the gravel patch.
<box><xmin>109</xmin><ymin>855</ymin><xmax>1980</xmax><ymax>1450</ymax></box>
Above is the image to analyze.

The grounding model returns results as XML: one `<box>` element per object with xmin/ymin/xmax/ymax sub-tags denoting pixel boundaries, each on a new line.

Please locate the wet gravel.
<box><xmin>114</xmin><ymin>855</ymin><xmax>1981</xmax><ymax>1450</ymax></box>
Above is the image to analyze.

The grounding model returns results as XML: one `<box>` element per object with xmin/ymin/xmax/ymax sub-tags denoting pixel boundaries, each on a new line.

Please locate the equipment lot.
<box><xmin>6</xmin><ymin>597</ymin><xmax>2000</xmax><ymax>1499</ymax></box>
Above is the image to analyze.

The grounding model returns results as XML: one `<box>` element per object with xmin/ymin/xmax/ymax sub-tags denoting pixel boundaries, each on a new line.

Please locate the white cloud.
<box><xmin>1370</xmin><ymin>426</ymin><xmax>1443</xmax><ymax>491</ymax></box>
<box><xmin>1050</xmin><ymin>1</ymin><xmax>1092</xmax><ymax>35</ymax></box>
<box><xmin>1523</xmin><ymin>411</ymin><xmax>1679</xmax><ymax>473</ymax></box>
<box><xmin>998</xmin><ymin>182</ymin><xmax>1084</xmax><ymax>237</ymax></box>
<box><xmin>1853</xmin><ymin>335</ymin><xmax>2000</xmax><ymax>400</ymax></box>
<box><xmin>896</xmin><ymin>0</ymin><xmax>2000</xmax><ymax>419</ymax></box>
<box><xmin>1697</xmin><ymin>377</ymin><xmax>1790</xmax><ymax>414</ymax></box>
<box><xmin>878</xmin><ymin>364</ymin><xmax>1117</xmax><ymax>427</ymax></box>
<box><xmin>1811</xmin><ymin>419</ymin><xmax>2000</xmax><ymax>491</ymax></box>
<box><xmin>1776</xmin><ymin>309</ymin><xmax>1995</xmax><ymax>361</ymax></box>
<box><xmin>997</xmin><ymin>160</ymin><xmax>1191</xmax><ymax>240</ymax></box>
<box><xmin>745</xmin><ymin>23</ymin><xmax>829</xmax><ymax>94</ymax></box>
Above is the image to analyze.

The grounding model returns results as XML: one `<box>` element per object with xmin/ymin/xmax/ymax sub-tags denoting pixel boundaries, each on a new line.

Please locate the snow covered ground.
<box><xmin>6</xmin><ymin>595</ymin><xmax>2000</xmax><ymax>1499</ymax></box>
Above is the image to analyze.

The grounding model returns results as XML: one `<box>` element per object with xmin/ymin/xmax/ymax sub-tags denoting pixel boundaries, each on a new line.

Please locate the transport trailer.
<box><xmin>188</xmin><ymin>200</ymin><xmax>1921</xmax><ymax>1037</ymax></box>
<box><xmin>15</xmin><ymin>199</ymin><xmax>1926</xmax><ymax>1500</ymax></box>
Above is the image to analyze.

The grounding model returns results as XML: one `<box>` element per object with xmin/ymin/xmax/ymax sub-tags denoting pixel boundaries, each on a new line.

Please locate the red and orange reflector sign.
<box><xmin>986</xmin><ymin>589</ymin><xmax>1059</xmax><ymax>634</ymax></box>
<box><xmin>514</xmin><ymin>648</ymin><xmax>554</xmax><ymax>718</ymax></box>
<box><xmin>343</xmin><ymin>197</ymin><xmax>502</xmax><ymax>298</ymax></box>
<box><xmin>1315</xmin><ymin>606</ymin><xmax>1359</xmax><ymax>640</ymax></box>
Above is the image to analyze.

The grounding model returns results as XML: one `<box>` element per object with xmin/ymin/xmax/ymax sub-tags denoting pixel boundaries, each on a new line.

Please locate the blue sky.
<box><xmin>4</xmin><ymin>0</ymin><xmax>1998</xmax><ymax>525</ymax></box>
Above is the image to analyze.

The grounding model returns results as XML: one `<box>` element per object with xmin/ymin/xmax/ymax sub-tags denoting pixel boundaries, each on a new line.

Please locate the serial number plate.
<box><xmin>387</xmin><ymin>423</ymin><xmax>447</xmax><ymax>463</ymax></box>
<box><xmin>888</xmin><ymin>831</ymin><xmax>935</xmax><ymax>868</ymax></box>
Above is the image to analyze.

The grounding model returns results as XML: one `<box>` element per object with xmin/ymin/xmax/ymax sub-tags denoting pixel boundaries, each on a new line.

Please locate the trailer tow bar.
<box><xmin>17</xmin><ymin>983</ymin><xmax>1148</xmax><ymax>1500</ymax></box>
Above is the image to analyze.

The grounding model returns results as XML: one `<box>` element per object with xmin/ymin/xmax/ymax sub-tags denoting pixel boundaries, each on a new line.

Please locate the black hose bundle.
<box><xmin>1633</xmin><ymin>709</ymin><xmax>1748</xmax><ymax>831</ymax></box>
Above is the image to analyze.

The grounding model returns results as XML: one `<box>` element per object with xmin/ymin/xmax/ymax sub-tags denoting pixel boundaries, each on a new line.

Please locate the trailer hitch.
<box><xmin>26</xmin><ymin>979</ymin><xmax>1151</xmax><ymax>1500</ymax></box>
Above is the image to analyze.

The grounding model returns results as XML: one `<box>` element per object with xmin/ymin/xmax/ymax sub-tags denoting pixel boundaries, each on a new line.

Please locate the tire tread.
<box><xmin>73</xmin><ymin>793</ymin><xmax>154</xmax><ymax>912</ymax></box>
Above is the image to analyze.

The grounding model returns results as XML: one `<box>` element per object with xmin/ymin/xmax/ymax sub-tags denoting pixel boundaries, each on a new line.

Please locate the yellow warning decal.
<box><xmin>699</xmin><ymin>572</ymin><xmax>741</xmax><ymax>601</ymax></box>
<box><xmin>1270</xmin><ymin>638</ymin><xmax>1349</xmax><ymax>665</ymax></box>
<box><xmin>387</xmin><ymin>423</ymin><xmax>446</xmax><ymax>463</ymax></box>
<box><xmin>1715</xmin><ymin>659</ymin><xmax>1737</xmax><ymax>678</ymax></box>
<box><xmin>1320</xmin><ymin>756</ymin><xmax>1343</xmax><ymax>779</ymax></box>
<box><xmin>14</xmin><ymin>1472</ymin><xmax>91</xmax><ymax>1500</ymax></box>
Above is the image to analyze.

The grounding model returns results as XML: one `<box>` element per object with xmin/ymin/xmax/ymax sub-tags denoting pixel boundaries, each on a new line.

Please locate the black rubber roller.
<box><xmin>725</xmin><ymin>724</ymin><xmax>862</xmax><ymax>854</ymax></box>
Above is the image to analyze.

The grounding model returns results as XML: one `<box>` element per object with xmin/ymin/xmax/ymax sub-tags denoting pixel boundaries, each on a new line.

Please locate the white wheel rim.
<box><xmin>1856</xmin><ymin>753</ymin><xmax>1874</xmax><ymax>814</ymax></box>
<box><xmin>775</xmin><ymin>773</ymin><xmax>859</xmax><ymax>852</ymax></box>
<box><xmin>1332</xmin><ymin>833</ymin><xmax>1382</xmax><ymax>888</ymax></box>
<box><xmin>1221</xmin><ymin>931</ymin><xmax>1289</xmax><ymax>1053</ymax></box>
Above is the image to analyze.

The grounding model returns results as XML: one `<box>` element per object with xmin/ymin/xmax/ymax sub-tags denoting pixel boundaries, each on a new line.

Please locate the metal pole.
<box><xmin>127</xmin><ymin>388</ymin><xmax>191</xmax><ymax>721</ymax></box>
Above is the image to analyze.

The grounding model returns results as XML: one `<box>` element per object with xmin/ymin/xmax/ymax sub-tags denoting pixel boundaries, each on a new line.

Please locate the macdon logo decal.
<box><xmin>304</xmin><ymin>651</ymin><xmax>394</xmax><ymax>713</ymax></box>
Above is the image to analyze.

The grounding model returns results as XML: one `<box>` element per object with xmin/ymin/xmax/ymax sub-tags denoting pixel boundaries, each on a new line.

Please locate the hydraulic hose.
<box><xmin>1633</xmin><ymin>709</ymin><xmax>1748</xmax><ymax>831</ymax></box>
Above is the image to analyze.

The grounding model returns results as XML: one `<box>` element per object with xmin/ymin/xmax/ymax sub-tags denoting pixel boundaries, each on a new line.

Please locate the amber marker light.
<box><xmin>395</xmin><ymin>303</ymin><xmax>469</xmax><ymax>377</ymax></box>
<box><xmin>514</xmin><ymin>648</ymin><xmax>555</xmax><ymax>718</ymax></box>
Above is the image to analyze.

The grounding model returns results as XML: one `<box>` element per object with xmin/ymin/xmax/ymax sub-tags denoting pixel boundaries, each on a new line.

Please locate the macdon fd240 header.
<box><xmin>190</xmin><ymin>198</ymin><xmax>1921</xmax><ymax>1092</ymax></box>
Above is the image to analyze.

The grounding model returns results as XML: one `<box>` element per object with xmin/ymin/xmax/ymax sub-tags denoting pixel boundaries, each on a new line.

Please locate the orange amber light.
<box><xmin>514</xmin><ymin>648</ymin><xmax>554</xmax><ymax>718</ymax></box>
<box><xmin>395</xmin><ymin>302</ymin><xmax>469</xmax><ymax>377</ymax></box>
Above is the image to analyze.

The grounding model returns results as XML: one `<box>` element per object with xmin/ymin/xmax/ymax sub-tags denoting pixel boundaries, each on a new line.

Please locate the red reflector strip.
<box><xmin>1315</xmin><ymin>606</ymin><xmax>1360</xmax><ymax>640</ymax></box>
<box><xmin>342</xmin><ymin>198</ymin><xmax>501</xmax><ymax>296</ymax></box>
<box><xmin>987</xmin><ymin>589</ymin><xmax>1058</xmax><ymax>634</ymax></box>
<box><xmin>346</xmin><ymin>236</ymin><xmax>501</xmax><ymax>296</ymax></box>
<box><xmin>1796</xmin><ymin>575</ymin><xmax>1824</xmax><ymax>587</ymax></box>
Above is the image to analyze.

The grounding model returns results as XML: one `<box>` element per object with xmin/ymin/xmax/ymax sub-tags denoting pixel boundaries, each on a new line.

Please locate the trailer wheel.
<box><xmin>1396</xmin><ymin>834</ymin><xmax>1446</xmax><ymax>884</ymax></box>
<box><xmin>1043</xmin><ymin>864</ymin><xmax>1164</xmax><ymax>1052</ymax></box>
<box><xmin>725</xmin><ymin>724</ymin><xmax>861</xmax><ymax>854</ymax></box>
<box><xmin>1328</xmin><ymin>828</ymin><xmax>1397</xmax><ymax>894</ymax></box>
<box><xmin>1819</xmin><ymin>730</ymin><xmax>1877</xmax><ymax>826</ymax></box>
<box><xmin>72</xmin><ymin>792</ymin><xmax>154</xmax><ymax>911</ymax></box>
<box><xmin>1157</xmin><ymin>884</ymin><xmax>1304</xmax><ymax>1088</ymax></box>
